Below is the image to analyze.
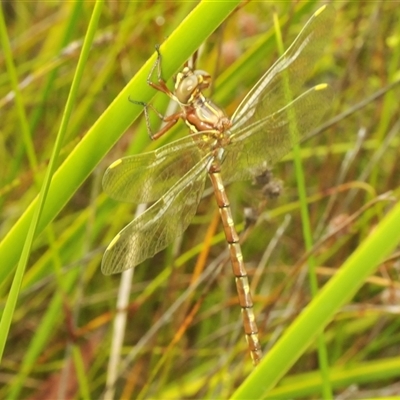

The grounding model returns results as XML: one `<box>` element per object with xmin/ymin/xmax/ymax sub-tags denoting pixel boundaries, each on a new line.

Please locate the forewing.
<box><xmin>221</xmin><ymin>84</ymin><xmax>333</xmax><ymax>183</ymax></box>
<box><xmin>101</xmin><ymin>156</ymin><xmax>210</xmax><ymax>275</ymax></box>
<box><xmin>103</xmin><ymin>135</ymin><xmax>205</xmax><ymax>203</ymax></box>
<box><xmin>232</xmin><ymin>5</ymin><xmax>334</xmax><ymax>130</ymax></box>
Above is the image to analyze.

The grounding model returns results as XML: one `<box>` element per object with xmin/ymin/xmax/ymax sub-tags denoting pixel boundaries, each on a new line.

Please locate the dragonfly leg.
<box><xmin>146</xmin><ymin>44</ymin><xmax>175</xmax><ymax>97</ymax></box>
<box><xmin>150</xmin><ymin>112</ymin><xmax>181</xmax><ymax>140</ymax></box>
<box><xmin>129</xmin><ymin>45</ymin><xmax>186</xmax><ymax>139</ymax></box>
<box><xmin>183</xmin><ymin>48</ymin><xmax>198</xmax><ymax>70</ymax></box>
<box><xmin>128</xmin><ymin>97</ymin><xmax>182</xmax><ymax>139</ymax></box>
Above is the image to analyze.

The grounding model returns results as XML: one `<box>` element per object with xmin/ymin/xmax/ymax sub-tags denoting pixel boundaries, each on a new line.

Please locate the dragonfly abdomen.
<box><xmin>209</xmin><ymin>169</ymin><xmax>263</xmax><ymax>364</ymax></box>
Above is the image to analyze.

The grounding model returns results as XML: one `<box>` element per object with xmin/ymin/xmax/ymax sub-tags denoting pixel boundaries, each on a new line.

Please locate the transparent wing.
<box><xmin>232</xmin><ymin>5</ymin><xmax>334</xmax><ymax>130</ymax></box>
<box><xmin>221</xmin><ymin>84</ymin><xmax>333</xmax><ymax>183</ymax></box>
<box><xmin>101</xmin><ymin>156</ymin><xmax>210</xmax><ymax>275</ymax></box>
<box><xmin>103</xmin><ymin>134</ymin><xmax>208</xmax><ymax>203</ymax></box>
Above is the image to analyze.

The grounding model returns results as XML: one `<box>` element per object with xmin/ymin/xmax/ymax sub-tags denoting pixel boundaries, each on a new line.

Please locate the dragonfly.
<box><xmin>102</xmin><ymin>5</ymin><xmax>334</xmax><ymax>365</ymax></box>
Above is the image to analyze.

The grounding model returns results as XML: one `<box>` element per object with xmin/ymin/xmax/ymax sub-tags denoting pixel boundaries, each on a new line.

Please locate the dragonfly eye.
<box><xmin>175</xmin><ymin>75</ymin><xmax>200</xmax><ymax>103</ymax></box>
<box><xmin>175</xmin><ymin>70</ymin><xmax>212</xmax><ymax>104</ymax></box>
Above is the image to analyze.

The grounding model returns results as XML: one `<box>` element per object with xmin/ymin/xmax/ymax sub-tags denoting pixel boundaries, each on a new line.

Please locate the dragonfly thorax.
<box><xmin>184</xmin><ymin>95</ymin><xmax>232</xmax><ymax>134</ymax></box>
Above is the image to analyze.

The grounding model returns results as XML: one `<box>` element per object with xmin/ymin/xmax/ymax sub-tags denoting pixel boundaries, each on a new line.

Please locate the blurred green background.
<box><xmin>1</xmin><ymin>1</ymin><xmax>399</xmax><ymax>399</ymax></box>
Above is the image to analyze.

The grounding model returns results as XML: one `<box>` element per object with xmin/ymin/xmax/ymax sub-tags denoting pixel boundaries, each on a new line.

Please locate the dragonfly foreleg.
<box><xmin>146</xmin><ymin>44</ymin><xmax>175</xmax><ymax>98</ymax></box>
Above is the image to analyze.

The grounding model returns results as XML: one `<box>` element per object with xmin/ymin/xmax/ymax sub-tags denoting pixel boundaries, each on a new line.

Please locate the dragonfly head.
<box><xmin>175</xmin><ymin>67</ymin><xmax>211</xmax><ymax>104</ymax></box>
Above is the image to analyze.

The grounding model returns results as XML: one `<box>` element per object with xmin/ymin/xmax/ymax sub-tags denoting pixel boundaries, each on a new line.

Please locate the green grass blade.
<box><xmin>0</xmin><ymin>0</ymin><xmax>105</xmax><ymax>361</ymax></box>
